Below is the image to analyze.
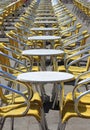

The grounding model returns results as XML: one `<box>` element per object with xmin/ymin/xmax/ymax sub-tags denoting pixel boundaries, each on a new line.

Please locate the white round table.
<box><xmin>36</xmin><ymin>13</ymin><xmax>55</xmax><ymax>16</ymax></box>
<box><xmin>22</xmin><ymin>49</ymin><xmax>64</xmax><ymax>56</ymax></box>
<box><xmin>35</xmin><ymin>17</ymin><xmax>57</xmax><ymax>20</ymax></box>
<box><xmin>17</xmin><ymin>71</ymin><xmax>74</xmax><ymax>83</ymax></box>
<box><xmin>28</xmin><ymin>35</ymin><xmax>60</xmax><ymax>48</ymax></box>
<box><xmin>34</xmin><ymin>21</ymin><xmax>57</xmax><ymax>24</ymax></box>
<box><xmin>17</xmin><ymin>71</ymin><xmax>74</xmax><ymax>107</ymax></box>
<box><xmin>31</xmin><ymin>27</ymin><xmax>58</xmax><ymax>31</ymax></box>
<box><xmin>28</xmin><ymin>35</ymin><xmax>60</xmax><ymax>40</ymax></box>
<box><xmin>22</xmin><ymin>49</ymin><xmax>64</xmax><ymax>71</ymax></box>
<box><xmin>37</xmin><ymin>9</ymin><xmax>53</xmax><ymax>12</ymax></box>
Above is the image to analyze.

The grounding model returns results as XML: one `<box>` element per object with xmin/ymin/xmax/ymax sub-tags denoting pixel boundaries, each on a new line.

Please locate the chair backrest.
<box><xmin>0</xmin><ymin>69</ymin><xmax>31</xmax><ymax>113</ymax></box>
<box><xmin>72</xmin><ymin>77</ymin><xmax>90</xmax><ymax>116</ymax></box>
<box><xmin>58</xmin><ymin>14</ymin><xmax>73</xmax><ymax>23</ymax></box>
<box><xmin>0</xmin><ymin>43</ymin><xmax>10</xmax><ymax>72</ymax></box>
<box><xmin>62</xmin><ymin>30</ymin><xmax>88</xmax><ymax>44</ymax></box>
<box><xmin>59</xmin><ymin>17</ymin><xmax>76</xmax><ymax>27</ymax></box>
<box><xmin>75</xmin><ymin>69</ymin><xmax>90</xmax><ymax>85</ymax></box>
<box><xmin>65</xmin><ymin>48</ymin><xmax>90</xmax><ymax>72</ymax></box>
<box><xmin>6</xmin><ymin>30</ymin><xmax>29</xmax><ymax>50</ymax></box>
<box><xmin>0</xmin><ymin>43</ymin><xmax>27</xmax><ymax>73</ymax></box>
<box><xmin>60</xmin><ymin>23</ymin><xmax>82</xmax><ymax>37</ymax></box>
<box><xmin>62</xmin><ymin>32</ymin><xmax>90</xmax><ymax>49</ymax></box>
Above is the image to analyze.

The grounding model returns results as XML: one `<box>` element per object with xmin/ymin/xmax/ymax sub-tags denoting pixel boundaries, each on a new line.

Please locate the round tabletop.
<box><xmin>31</xmin><ymin>27</ymin><xmax>58</xmax><ymax>31</ymax></box>
<box><xmin>22</xmin><ymin>49</ymin><xmax>64</xmax><ymax>56</ymax></box>
<box><xmin>17</xmin><ymin>71</ymin><xmax>74</xmax><ymax>83</ymax></box>
<box><xmin>37</xmin><ymin>9</ymin><xmax>53</xmax><ymax>12</ymax></box>
<box><xmin>36</xmin><ymin>13</ymin><xmax>54</xmax><ymax>16</ymax></box>
<box><xmin>28</xmin><ymin>35</ymin><xmax>60</xmax><ymax>40</ymax></box>
<box><xmin>35</xmin><ymin>17</ymin><xmax>56</xmax><ymax>20</ymax></box>
<box><xmin>34</xmin><ymin>21</ymin><xmax>57</xmax><ymax>24</ymax></box>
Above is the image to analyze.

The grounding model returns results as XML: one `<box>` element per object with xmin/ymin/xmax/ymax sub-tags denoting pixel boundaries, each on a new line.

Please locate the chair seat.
<box><xmin>60</xmin><ymin>26</ymin><xmax>68</xmax><ymax>31</ymax></box>
<box><xmin>57</xmin><ymin>66</ymin><xmax>87</xmax><ymax>73</ymax></box>
<box><xmin>62</xmin><ymin>92</ymin><xmax>90</xmax><ymax>123</ymax></box>
<box><xmin>78</xmin><ymin>73</ymin><xmax>90</xmax><ymax>80</ymax></box>
<box><xmin>26</xmin><ymin>41</ymin><xmax>34</xmax><ymax>47</ymax></box>
<box><xmin>13</xmin><ymin>66</ymin><xmax>40</xmax><ymax>76</ymax></box>
<box><xmin>0</xmin><ymin>103</ymin><xmax>41</xmax><ymax>121</ymax></box>
<box><xmin>62</xmin><ymin>33</ymin><xmax>71</xmax><ymax>37</ymax></box>
<box><xmin>66</xmin><ymin>92</ymin><xmax>90</xmax><ymax>104</ymax></box>
<box><xmin>4</xmin><ymin>92</ymin><xmax>42</xmax><ymax>106</ymax></box>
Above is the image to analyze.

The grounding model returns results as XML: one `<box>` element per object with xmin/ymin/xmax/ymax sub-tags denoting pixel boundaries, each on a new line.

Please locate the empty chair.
<box><xmin>0</xmin><ymin>70</ymin><xmax>47</xmax><ymax>130</ymax></box>
<box><xmin>55</xmin><ymin>48</ymin><xmax>90</xmax><ymax>78</ymax></box>
<box><xmin>58</xmin><ymin>77</ymin><xmax>90</xmax><ymax>130</ymax></box>
<box><xmin>0</xmin><ymin>43</ymin><xmax>40</xmax><ymax>74</ymax></box>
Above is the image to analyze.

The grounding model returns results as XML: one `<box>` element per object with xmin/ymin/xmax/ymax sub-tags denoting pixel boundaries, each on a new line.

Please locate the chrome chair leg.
<box><xmin>41</xmin><ymin>108</ymin><xmax>49</xmax><ymax>130</ymax></box>
<box><xmin>0</xmin><ymin>118</ymin><xmax>6</xmax><ymax>130</ymax></box>
<box><xmin>11</xmin><ymin>117</ymin><xmax>14</xmax><ymax>130</ymax></box>
<box><xmin>58</xmin><ymin>121</ymin><xmax>66</xmax><ymax>130</ymax></box>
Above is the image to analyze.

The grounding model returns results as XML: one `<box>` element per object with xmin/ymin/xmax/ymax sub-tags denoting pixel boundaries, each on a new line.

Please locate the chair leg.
<box><xmin>52</xmin><ymin>84</ymin><xmax>58</xmax><ymax>109</ymax></box>
<box><xmin>11</xmin><ymin>117</ymin><xmax>14</xmax><ymax>130</ymax></box>
<box><xmin>0</xmin><ymin>26</ymin><xmax>5</xmax><ymax>37</ymax></box>
<box><xmin>57</xmin><ymin>122</ymin><xmax>66</xmax><ymax>130</ymax></box>
<box><xmin>41</xmin><ymin>108</ymin><xmax>49</xmax><ymax>130</ymax></box>
<box><xmin>0</xmin><ymin>117</ymin><xmax>6</xmax><ymax>130</ymax></box>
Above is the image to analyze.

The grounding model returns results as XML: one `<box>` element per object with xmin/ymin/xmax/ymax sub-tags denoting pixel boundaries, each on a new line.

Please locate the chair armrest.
<box><xmin>0</xmin><ymin>83</ymin><xmax>30</xmax><ymax>115</ymax></box>
<box><xmin>63</xmin><ymin>30</ymin><xmax>88</xmax><ymax>41</ymax></box>
<box><xmin>65</xmin><ymin>49</ymin><xmax>90</xmax><ymax>70</ymax></box>
<box><xmin>6</xmin><ymin>32</ymin><xmax>28</xmax><ymax>47</ymax></box>
<box><xmin>0</xmin><ymin>70</ymin><xmax>33</xmax><ymax>100</ymax></box>
<box><xmin>63</xmin><ymin>35</ymin><xmax>84</xmax><ymax>48</ymax></box>
<box><xmin>75</xmin><ymin>70</ymin><xmax>90</xmax><ymax>85</ymax></box>
<box><xmin>71</xmin><ymin>77</ymin><xmax>90</xmax><ymax>116</ymax></box>
<box><xmin>74</xmin><ymin>89</ymin><xmax>90</xmax><ymax>116</ymax></box>
<box><xmin>67</xmin><ymin>43</ymin><xmax>90</xmax><ymax>54</ymax></box>
<box><xmin>3</xmin><ymin>45</ymin><xmax>31</xmax><ymax>64</ymax></box>
<box><xmin>0</xmin><ymin>51</ymin><xmax>28</xmax><ymax>72</ymax></box>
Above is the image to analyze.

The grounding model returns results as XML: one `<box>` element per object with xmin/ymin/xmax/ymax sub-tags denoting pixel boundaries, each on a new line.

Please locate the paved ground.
<box><xmin>0</xmin><ymin>1</ymin><xmax>90</xmax><ymax>130</ymax></box>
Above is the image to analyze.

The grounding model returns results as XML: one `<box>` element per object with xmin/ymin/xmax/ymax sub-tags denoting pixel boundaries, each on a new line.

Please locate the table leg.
<box><xmin>40</xmin><ymin>84</ymin><xmax>50</xmax><ymax>103</ymax></box>
<box><xmin>41</xmin><ymin>56</ymin><xmax>46</xmax><ymax>71</ymax></box>
<box><xmin>58</xmin><ymin>82</ymin><xmax>64</xmax><ymax>112</ymax></box>
<box><xmin>52</xmin><ymin>82</ymin><xmax>64</xmax><ymax>110</ymax></box>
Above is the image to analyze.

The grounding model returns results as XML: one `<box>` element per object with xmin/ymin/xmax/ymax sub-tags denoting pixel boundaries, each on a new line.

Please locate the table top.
<box><xmin>22</xmin><ymin>49</ymin><xmax>64</xmax><ymax>56</ymax></box>
<box><xmin>17</xmin><ymin>71</ymin><xmax>74</xmax><ymax>83</ymax></box>
<box><xmin>28</xmin><ymin>35</ymin><xmax>60</xmax><ymax>40</ymax></box>
<box><xmin>36</xmin><ymin>10</ymin><xmax>53</xmax><ymax>13</ymax></box>
<box><xmin>35</xmin><ymin>17</ymin><xmax>57</xmax><ymax>20</ymax></box>
<box><xmin>34</xmin><ymin>21</ymin><xmax>57</xmax><ymax>24</ymax></box>
<box><xmin>36</xmin><ymin>13</ymin><xmax>54</xmax><ymax>16</ymax></box>
<box><xmin>31</xmin><ymin>27</ymin><xmax>58</xmax><ymax>31</ymax></box>
<box><xmin>37</xmin><ymin>9</ymin><xmax>53</xmax><ymax>11</ymax></box>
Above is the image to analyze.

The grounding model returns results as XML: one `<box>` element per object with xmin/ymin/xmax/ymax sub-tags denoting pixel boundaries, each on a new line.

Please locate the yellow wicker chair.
<box><xmin>56</xmin><ymin>48</ymin><xmax>90</xmax><ymax>78</ymax></box>
<box><xmin>0</xmin><ymin>15</ymin><xmax>5</xmax><ymax>36</ymax></box>
<box><xmin>0</xmin><ymin>70</ymin><xmax>47</xmax><ymax>130</ymax></box>
<box><xmin>0</xmin><ymin>43</ymin><xmax>40</xmax><ymax>74</ymax></box>
<box><xmin>58</xmin><ymin>77</ymin><xmax>90</xmax><ymax>130</ymax></box>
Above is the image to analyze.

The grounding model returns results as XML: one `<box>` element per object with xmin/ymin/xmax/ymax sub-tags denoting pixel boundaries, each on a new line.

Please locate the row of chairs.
<box><xmin>0</xmin><ymin>0</ymin><xmax>49</xmax><ymax>130</ymax></box>
<box><xmin>52</xmin><ymin>0</ymin><xmax>90</xmax><ymax>76</ymax></box>
<box><xmin>52</xmin><ymin>1</ymin><xmax>90</xmax><ymax>130</ymax></box>
<box><xmin>73</xmin><ymin>0</ymin><xmax>90</xmax><ymax>25</ymax></box>
<box><xmin>0</xmin><ymin>0</ymin><xmax>25</xmax><ymax>36</ymax></box>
